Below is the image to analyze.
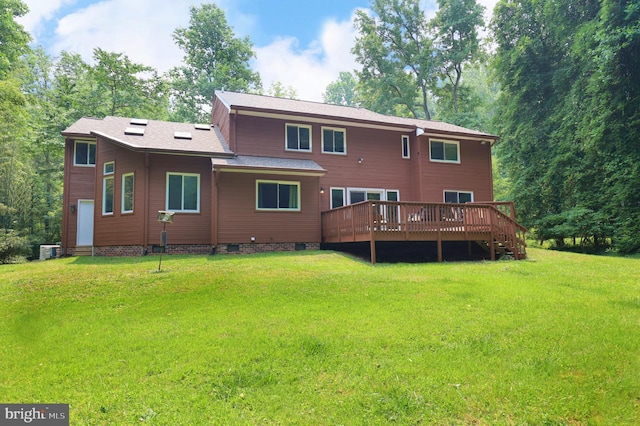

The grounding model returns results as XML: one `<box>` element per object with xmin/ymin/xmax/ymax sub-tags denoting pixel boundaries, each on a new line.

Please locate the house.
<box><xmin>61</xmin><ymin>91</ymin><xmax>526</xmax><ymax>261</ymax></box>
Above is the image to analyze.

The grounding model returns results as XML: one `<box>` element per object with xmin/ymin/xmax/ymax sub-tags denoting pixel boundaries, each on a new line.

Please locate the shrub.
<box><xmin>0</xmin><ymin>229</ymin><xmax>30</xmax><ymax>264</ymax></box>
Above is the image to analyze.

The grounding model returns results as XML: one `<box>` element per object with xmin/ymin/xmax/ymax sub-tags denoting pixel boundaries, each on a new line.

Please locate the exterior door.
<box><xmin>77</xmin><ymin>200</ymin><xmax>94</xmax><ymax>246</ymax></box>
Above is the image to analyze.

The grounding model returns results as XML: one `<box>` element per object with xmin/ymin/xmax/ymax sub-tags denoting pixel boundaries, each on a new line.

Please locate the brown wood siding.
<box><xmin>146</xmin><ymin>154</ymin><xmax>212</xmax><ymax>245</ymax></box>
<box><xmin>211</xmin><ymin>98</ymin><xmax>232</xmax><ymax>148</ymax></box>
<box><xmin>63</xmin><ymin>138</ymin><xmax>97</xmax><ymax>248</ymax></box>
<box><xmin>233</xmin><ymin>114</ymin><xmax>425</xmax><ymax>209</ymax></box>
<box><xmin>419</xmin><ymin>138</ymin><xmax>493</xmax><ymax>203</ymax></box>
<box><xmin>216</xmin><ymin>172</ymin><xmax>320</xmax><ymax>244</ymax></box>
<box><xmin>93</xmin><ymin>138</ymin><xmax>146</xmax><ymax>247</ymax></box>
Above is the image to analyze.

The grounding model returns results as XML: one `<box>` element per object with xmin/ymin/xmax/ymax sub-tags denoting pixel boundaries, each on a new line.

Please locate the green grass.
<box><xmin>1</xmin><ymin>249</ymin><xmax>639</xmax><ymax>424</ymax></box>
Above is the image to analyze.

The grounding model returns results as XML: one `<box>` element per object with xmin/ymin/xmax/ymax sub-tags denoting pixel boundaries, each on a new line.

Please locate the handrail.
<box><xmin>321</xmin><ymin>201</ymin><xmax>527</xmax><ymax>260</ymax></box>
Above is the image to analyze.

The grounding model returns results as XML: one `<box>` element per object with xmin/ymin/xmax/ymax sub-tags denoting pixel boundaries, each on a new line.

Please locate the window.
<box><xmin>348</xmin><ymin>189</ymin><xmax>382</xmax><ymax>204</ymax></box>
<box><xmin>286</xmin><ymin>124</ymin><xmax>312</xmax><ymax>151</ymax></box>
<box><xmin>257</xmin><ymin>180</ymin><xmax>300</xmax><ymax>211</ymax></box>
<box><xmin>103</xmin><ymin>177</ymin><xmax>114</xmax><ymax>215</ymax></box>
<box><xmin>402</xmin><ymin>135</ymin><xmax>410</xmax><ymax>159</ymax></box>
<box><xmin>330</xmin><ymin>188</ymin><xmax>345</xmax><ymax>209</ymax></box>
<box><xmin>444</xmin><ymin>191</ymin><xmax>473</xmax><ymax>203</ymax></box>
<box><xmin>322</xmin><ymin>127</ymin><xmax>346</xmax><ymax>154</ymax></box>
<box><xmin>74</xmin><ymin>141</ymin><xmax>96</xmax><ymax>166</ymax></box>
<box><xmin>122</xmin><ymin>173</ymin><xmax>134</xmax><ymax>213</ymax></box>
<box><xmin>167</xmin><ymin>173</ymin><xmax>200</xmax><ymax>212</ymax></box>
<box><xmin>386</xmin><ymin>190</ymin><xmax>399</xmax><ymax>202</ymax></box>
<box><xmin>103</xmin><ymin>161</ymin><xmax>114</xmax><ymax>175</ymax></box>
<box><xmin>430</xmin><ymin>140</ymin><xmax>460</xmax><ymax>163</ymax></box>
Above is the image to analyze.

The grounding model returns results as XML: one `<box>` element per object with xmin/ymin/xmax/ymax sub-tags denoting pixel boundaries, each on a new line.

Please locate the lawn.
<box><xmin>1</xmin><ymin>249</ymin><xmax>638</xmax><ymax>424</ymax></box>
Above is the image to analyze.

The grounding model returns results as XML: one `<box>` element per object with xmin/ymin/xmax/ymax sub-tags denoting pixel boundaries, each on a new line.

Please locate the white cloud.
<box><xmin>18</xmin><ymin>0</ymin><xmax>74</xmax><ymax>42</ymax></box>
<box><xmin>254</xmin><ymin>11</ymin><xmax>361</xmax><ymax>102</ymax></box>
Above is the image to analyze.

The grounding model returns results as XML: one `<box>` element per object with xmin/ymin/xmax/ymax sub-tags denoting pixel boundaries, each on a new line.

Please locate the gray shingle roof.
<box><xmin>215</xmin><ymin>91</ymin><xmax>497</xmax><ymax>139</ymax></box>
<box><xmin>62</xmin><ymin>116</ymin><xmax>233</xmax><ymax>156</ymax></box>
<box><xmin>212</xmin><ymin>155</ymin><xmax>326</xmax><ymax>175</ymax></box>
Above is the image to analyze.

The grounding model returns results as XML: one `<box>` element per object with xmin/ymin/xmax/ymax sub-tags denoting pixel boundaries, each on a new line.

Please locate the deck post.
<box><xmin>370</xmin><ymin>202</ymin><xmax>376</xmax><ymax>265</ymax></box>
<box><xmin>437</xmin><ymin>206</ymin><xmax>443</xmax><ymax>262</ymax></box>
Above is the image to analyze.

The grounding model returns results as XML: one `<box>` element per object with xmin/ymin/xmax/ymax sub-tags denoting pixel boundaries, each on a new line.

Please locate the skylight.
<box><xmin>174</xmin><ymin>131</ymin><xmax>192</xmax><ymax>140</ymax></box>
<box><xmin>125</xmin><ymin>127</ymin><xmax>145</xmax><ymax>136</ymax></box>
<box><xmin>130</xmin><ymin>118</ymin><xmax>148</xmax><ymax>126</ymax></box>
<box><xmin>194</xmin><ymin>124</ymin><xmax>211</xmax><ymax>131</ymax></box>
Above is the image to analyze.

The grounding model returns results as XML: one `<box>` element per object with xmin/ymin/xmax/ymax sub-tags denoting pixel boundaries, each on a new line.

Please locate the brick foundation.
<box><xmin>67</xmin><ymin>242</ymin><xmax>319</xmax><ymax>257</ymax></box>
<box><xmin>215</xmin><ymin>242</ymin><xmax>320</xmax><ymax>255</ymax></box>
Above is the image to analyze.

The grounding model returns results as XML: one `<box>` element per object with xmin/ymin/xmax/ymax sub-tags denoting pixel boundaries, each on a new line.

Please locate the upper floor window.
<box><xmin>402</xmin><ymin>135</ymin><xmax>410</xmax><ymax>159</ymax></box>
<box><xmin>257</xmin><ymin>180</ymin><xmax>300</xmax><ymax>211</ymax></box>
<box><xmin>167</xmin><ymin>173</ymin><xmax>200</xmax><ymax>213</ymax></box>
<box><xmin>444</xmin><ymin>191</ymin><xmax>473</xmax><ymax>203</ymax></box>
<box><xmin>74</xmin><ymin>141</ymin><xmax>96</xmax><ymax>166</ymax></box>
<box><xmin>103</xmin><ymin>161</ymin><xmax>114</xmax><ymax>175</ymax></box>
<box><xmin>322</xmin><ymin>127</ymin><xmax>346</xmax><ymax>154</ymax></box>
<box><xmin>286</xmin><ymin>124</ymin><xmax>312</xmax><ymax>152</ymax></box>
<box><xmin>430</xmin><ymin>140</ymin><xmax>460</xmax><ymax>163</ymax></box>
<box><xmin>103</xmin><ymin>177</ymin><xmax>114</xmax><ymax>215</ymax></box>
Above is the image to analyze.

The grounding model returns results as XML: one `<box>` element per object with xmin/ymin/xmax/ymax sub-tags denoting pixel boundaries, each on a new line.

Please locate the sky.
<box><xmin>18</xmin><ymin>0</ymin><xmax>498</xmax><ymax>102</ymax></box>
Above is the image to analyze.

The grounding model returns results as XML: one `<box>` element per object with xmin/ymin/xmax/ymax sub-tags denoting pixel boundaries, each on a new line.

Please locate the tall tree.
<box><xmin>90</xmin><ymin>48</ymin><xmax>168</xmax><ymax>119</ymax></box>
<box><xmin>170</xmin><ymin>3</ymin><xmax>261</xmax><ymax>123</ymax></box>
<box><xmin>323</xmin><ymin>71</ymin><xmax>358</xmax><ymax>106</ymax></box>
<box><xmin>0</xmin><ymin>0</ymin><xmax>31</xmax><ymax>78</ymax></box>
<box><xmin>430</xmin><ymin>0</ymin><xmax>485</xmax><ymax>115</ymax></box>
<box><xmin>352</xmin><ymin>0</ymin><xmax>437</xmax><ymax>119</ymax></box>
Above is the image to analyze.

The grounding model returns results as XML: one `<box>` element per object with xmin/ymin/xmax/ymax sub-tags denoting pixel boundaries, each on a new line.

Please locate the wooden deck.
<box><xmin>321</xmin><ymin>201</ymin><xmax>527</xmax><ymax>264</ymax></box>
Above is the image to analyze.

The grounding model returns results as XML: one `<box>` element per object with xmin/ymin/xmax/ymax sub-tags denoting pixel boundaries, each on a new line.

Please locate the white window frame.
<box><xmin>166</xmin><ymin>172</ymin><xmax>200</xmax><ymax>213</ymax></box>
<box><xmin>429</xmin><ymin>139</ymin><xmax>460</xmax><ymax>164</ymax></box>
<box><xmin>443</xmin><ymin>190</ymin><xmax>474</xmax><ymax>203</ymax></box>
<box><xmin>256</xmin><ymin>179</ymin><xmax>301</xmax><ymax>211</ymax></box>
<box><xmin>347</xmin><ymin>187</ymin><xmax>385</xmax><ymax>204</ymax></box>
<box><xmin>121</xmin><ymin>173</ymin><xmax>134</xmax><ymax>214</ymax></box>
<box><xmin>103</xmin><ymin>161</ymin><xmax>114</xmax><ymax>175</ymax></box>
<box><xmin>321</xmin><ymin>126</ymin><xmax>347</xmax><ymax>155</ymax></box>
<box><xmin>330</xmin><ymin>187</ymin><xmax>345</xmax><ymax>209</ymax></box>
<box><xmin>386</xmin><ymin>190</ymin><xmax>400</xmax><ymax>202</ymax></box>
<box><xmin>102</xmin><ymin>176</ymin><xmax>114</xmax><ymax>216</ymax></box>
<box><xmin>74</xmin><ymin>140</ymin><xmax>96</xmax><ymax>167</ymax></box>
<box><xmin>285</xmin><ymin>123</ymin><xmax>312</xmax><ymax>152</ymax></box>
<box><xmin>401</xmin><ymin>135</ymin><xmax>410</xmax><ymax>159</ymax></box>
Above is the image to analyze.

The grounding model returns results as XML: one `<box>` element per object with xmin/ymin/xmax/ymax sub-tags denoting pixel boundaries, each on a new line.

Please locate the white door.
<box><xmin>77</xmin><ymin>200</ymin><xmax>94</xmax><ymax>246</ymax></box>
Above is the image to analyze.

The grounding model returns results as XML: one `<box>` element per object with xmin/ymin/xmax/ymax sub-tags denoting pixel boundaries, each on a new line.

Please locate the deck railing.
<box><xmin>321</xmin><ymin>201</ymin><xmax>527</xmax><ymax>262</ymax></box>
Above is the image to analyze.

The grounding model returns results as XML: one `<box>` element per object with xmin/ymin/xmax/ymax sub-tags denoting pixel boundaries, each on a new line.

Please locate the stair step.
<box><xmin>74</xmin><ymin>246</ymin><xmax>93</xmax><ymax>256</ymax></box>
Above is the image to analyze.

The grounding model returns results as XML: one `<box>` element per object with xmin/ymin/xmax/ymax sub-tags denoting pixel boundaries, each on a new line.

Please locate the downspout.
<box><xmin>62</xmin><ymin>138</ymin><xmax>72</xmax><ymax>255</ymax></box>
<box><xmin>143</xmin><ymin>152</ymin><xmax>150</xmax><ymax>253</ymax></box>
<box><xmin>416</xmin><ymin>128</ymin><xmax>425</xmax><ymax>201</ymax></box>
<box><xmin>211</xmin><ymin>167</ymin><xmax>218</xmax><ymax>252</ymax></box>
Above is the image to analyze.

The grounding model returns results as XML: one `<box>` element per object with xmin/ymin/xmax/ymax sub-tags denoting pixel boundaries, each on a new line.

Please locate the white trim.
<box><xmin>443</xmin><ymin>190</ymin><xmax>474</xmax><ymax>203</ymax></box>
<box><xmin>102</xmin><ymin>176</ymin><xmax>114</xmax><ymax>216</ymax></box>
<box><xmin>256</xmin><ymin>179</ymin><xmax>301</xmax><ymax>211</ymax></box>
<box><xmin>166</xmin><ymin>172</ymin><xmax>201</xmax><ymax>213</ymax></box>
<box><xmin>235</xmin><ymin>109</ymin><xmax>415</xmax><ymax>132</ymax></box>
<box><xmin>103</xmin><ymin>161</ymin><xmax>114</xmax><ymax>175</ymax></box>
<box><xmin>401</xmin><ymin>135</ymin><xmax>410</xmax><ymax>159</ymax></box>
<box><xmin>386</xmin><ymin>189</ymin><xmax>400</xmax><ymax>202</ymax></box>
<box><xmin>346</xmin><ymin>187</ymin><xmax>385</xmax><ymax>204</ymax></box>
<box><xmin>285</xmin><ymin>123</ymin><xmax>313</xmax><ymax>152</ymax></box>
<box><xmin>429</xmin><ymin>139</ymin><xmax>461</xmax><ymax>164</ymax></box>
<box><xmin>73</xmin><ymin>141</ymin><xmax>96</xmax><ymax>167</ymax></box>
<box><xmin>121</xmin><ymin>173</ymin><xmax>134</xmax><ymax>214</ymax></box>
<box><xmin>321</xmin><ymin>126</ymin><xmax>347</xmax><ymax>155</ymax></box>
<box><xmin>330</xmin><ymin>187</ymin><xmax>345</xmax><ymax>209</ymax></box>
<box><xmin>421</xmin><ymin>132</ymin><xmax>494</xmax><ymax>142</ymax></box>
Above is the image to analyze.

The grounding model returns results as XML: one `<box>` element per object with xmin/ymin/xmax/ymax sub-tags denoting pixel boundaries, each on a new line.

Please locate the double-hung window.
<box><xmin>257</xmin><ymin>180</ymin><xmax>300</xmax><ymax>211</ymax></box>
<box><xmin>286</xmin><ymin>124</ymin><xmax>312</xmax><ymax>151</ymax></box>
<box><xmin>330</xmin><ymin>188</ymin><xmax>345</xmax><ymax>209</ymax></box>
<box><xmin>75</xmin><ymin>141</ymin><xmax>96</xmax><ymax>166</ymax></box>
<box><xmin>322</xmin><ymin>127</ymin><xmax>346</xmax><ymax>154</ymax></box>
<box><xmin>122</xmin><ymin>173</ymin><xmax>134</xmax><ymax>213</ymax></box>
<box><xmin>167</xmin><ymin>173</ymin><xmax>200</xmax><ymax>212</ymax></box>
<box><xmin>430</xmin><ymin>140</ymin><xmax>460</xmax><ymax>163</ymax></box>
<box><xmin>102</xmin><ymin>162</ymin><xmax>114</xmax><ymax>215</ymax></box>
